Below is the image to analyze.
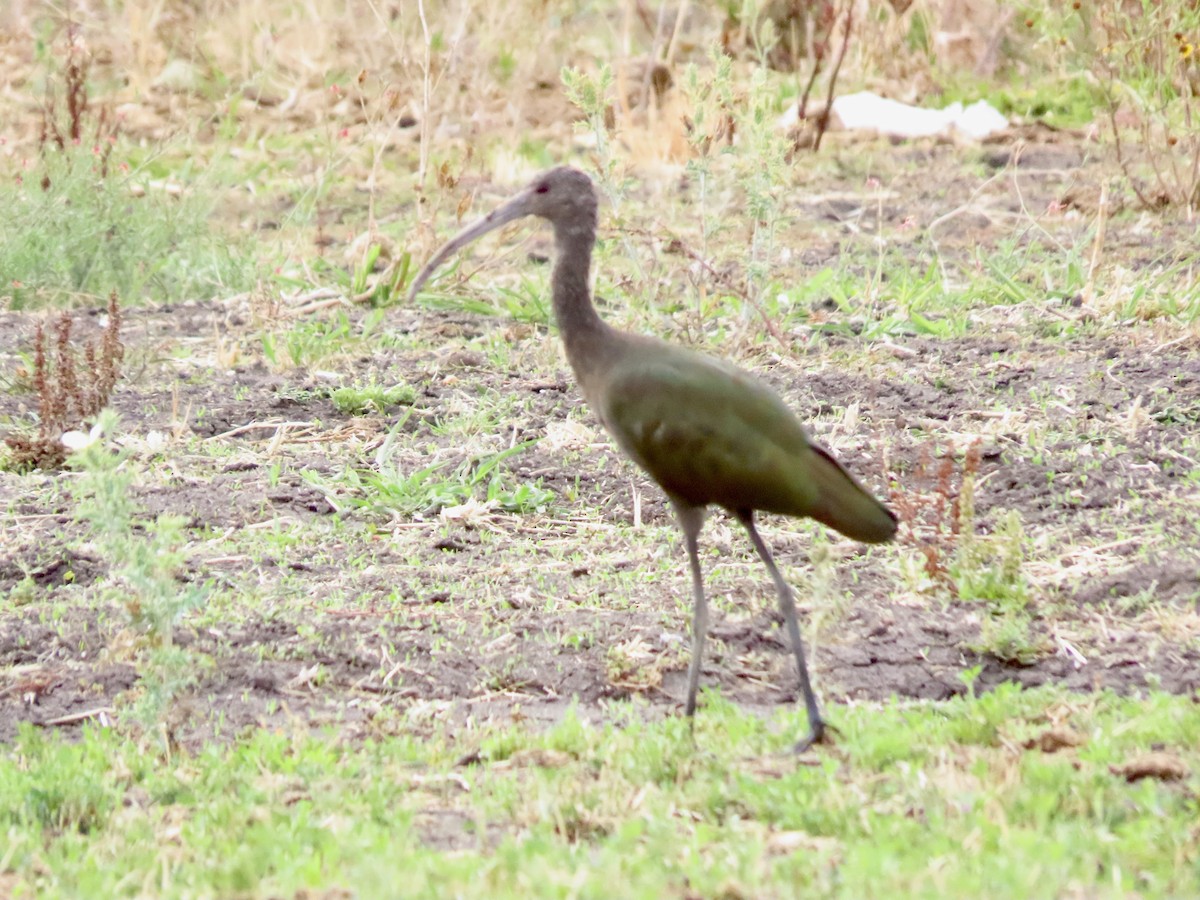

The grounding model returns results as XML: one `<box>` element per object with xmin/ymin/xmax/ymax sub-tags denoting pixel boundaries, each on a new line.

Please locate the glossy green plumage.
<box><xmin>600</xmin><ymin>338</ymin><xmax>896</xmax><ymax>543</ymax></box>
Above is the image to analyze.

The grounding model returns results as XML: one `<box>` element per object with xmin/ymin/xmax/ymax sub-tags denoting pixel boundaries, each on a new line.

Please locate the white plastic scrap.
<box><xmin>780</xmin><ymin>91</ymin><xmax>1008</xmax><ymax>141</ymax></box>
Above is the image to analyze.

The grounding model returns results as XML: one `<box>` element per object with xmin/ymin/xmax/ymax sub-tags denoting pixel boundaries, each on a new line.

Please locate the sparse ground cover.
<box><xmin>1</xmin><ymin>1</ymin><xmax>1198</xmax><ymax>897</ymax></box>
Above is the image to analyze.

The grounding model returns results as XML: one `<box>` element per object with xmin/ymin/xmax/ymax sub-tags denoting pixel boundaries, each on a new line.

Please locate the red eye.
<box><xmin>535</xmin><ymin>183</ymin><xmax>549</xmax><ymax>194</ymax></box>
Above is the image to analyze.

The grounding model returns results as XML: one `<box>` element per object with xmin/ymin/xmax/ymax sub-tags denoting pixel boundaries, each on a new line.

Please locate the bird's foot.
<box><xmin>793</xmin><ymin>718</ymin><xmax>840</xmax><ymax>754</ymax></box>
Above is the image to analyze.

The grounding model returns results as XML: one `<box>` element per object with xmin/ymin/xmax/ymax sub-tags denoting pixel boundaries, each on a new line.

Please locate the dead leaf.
<box><xmin>496</xmin><ymin>748</ymin><xmax>573</xmax><ymax>770</ymax></box>
<box><xmin>543</xmin><ymin>419</ymin><xmax>596</xmax><ymax>452</ymax></box>
<box><xmin>1024</xmin><ymin>727</ymin><xmax>1085</xmax><ymax>753</ymax></box>
<box><xmin>1110</xmin><ymin>751</ymin><xmax>1189</xmax><ymax>782</ymax></box>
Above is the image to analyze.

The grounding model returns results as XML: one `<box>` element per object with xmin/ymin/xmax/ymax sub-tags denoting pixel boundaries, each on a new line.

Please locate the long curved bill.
<box><xmin>406</xmin><ymin>187</ymin><xmax>535</xmax><ymax>301</ymax></box>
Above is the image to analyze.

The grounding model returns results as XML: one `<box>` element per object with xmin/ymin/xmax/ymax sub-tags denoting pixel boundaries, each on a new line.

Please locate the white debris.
<box><xmin>61</xmin><ymin>423</ymin><xmax>104</xmax><ymax>451</ymax></box>
<box><xmin>542</xmin><ymin>419</ymin><xmax>596</xmax><ymax>452</ymax></box>
<box><xmin>780</xmin><ymin>91</ymin><xmax>1008</xmax><ymax>142</ymax></box>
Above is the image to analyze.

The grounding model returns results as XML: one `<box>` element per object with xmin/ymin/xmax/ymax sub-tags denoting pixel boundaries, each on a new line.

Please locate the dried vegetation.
<box><xmin>4</xmin><ymin>292</ymin><xmax>123</xmax><ymax>470</ymax></box>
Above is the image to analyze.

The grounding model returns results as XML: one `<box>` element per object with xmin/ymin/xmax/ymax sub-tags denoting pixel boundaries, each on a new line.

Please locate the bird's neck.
<box><xmin>552</xmin><ymin>225</ymin><xmax>619</xmax><ymax>401</ymax></box>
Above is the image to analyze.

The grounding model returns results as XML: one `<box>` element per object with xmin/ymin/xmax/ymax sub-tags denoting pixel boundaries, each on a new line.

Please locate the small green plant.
<box><xmin>678</xmin><ymin>49</ymin><xmax>736</xmax><ymax>264</ymax></box>
<box><xmin>73</xmin><ymin>411</ymin><xmax>208</xmax><ymax>645</ymax></box>
<box><xmin>300</xmin><ymin>246</ymin><xmax>412</xmax><ymax>307</ymax></box>
<box><xmin>482</xmin><ymin>656</ymin><xmax>528</xmax><ymax>693</ymax></box>
<box><xmin>330</xmin><ymin>381</ymin><xmax>416</xmax><ymax>415</ymax></box>
<box><xmin>488</xmin><ymin>476</ymin><xmax>555</xmax><ymax>514</ymax></box>
<box><xmin>734</xmin><ymin>66</ymin><xmax>793</xmax><ymax>293</ymax></box>
<box><xmin>971</xmin><ymin>606</ymin><xmax>1039</xmax><ymax>666</ymax></box>
<box><xmin>284</xmin><ymin>317</ymin><xmax>353</xmax><ymax>368</ymax></box>
<box><xmin>959</xmin><ymin>509</ymin><xmax>1040</xmax><ymax>665</ymax></box>
<box><xmin>351</xmin><ymin>243</ymin><xmax>384</xmax><ymax>295</ymax></box>
<box><xmin>306</xmin><ymin>426</ymin><xmax>554</xmax><ymax>519</ymax></box>
<box><xmin>121</xmin><ymin>644</ymin><xmax>202</xmax><ymax>738</ymax></box>
<box><xmin>560</xmin><ymin>64</ymin><xmax>619</xmax><ymax>204</ymax></box>
<box><xmin>418</xmin><ymin>278</ymin><xmax>550</xmax><ymax>325</ymax></box>
<box><xmin>261</xmin><ymin>310</ymin><xmax>390</xmax><ymax>371</ymax></box>
<box><xmin>958</xmin><ymin>663</ymin><xmax>984</xmax><ymax>697</ymax></box>
<box><xmin>71</xmin><ymin>411</ymin><xmax>207</xmax><ymax>737</ymax></box>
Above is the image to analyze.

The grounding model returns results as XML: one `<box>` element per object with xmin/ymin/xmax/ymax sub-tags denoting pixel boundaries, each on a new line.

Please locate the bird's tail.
<box><xmin>808</xmin><ymin>445</ymin><xmax>898</xmax><ymax>544</ymax></box>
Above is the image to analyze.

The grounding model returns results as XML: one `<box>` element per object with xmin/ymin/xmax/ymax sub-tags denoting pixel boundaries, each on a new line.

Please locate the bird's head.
<box><xmin>407</xmin><ymin>167</ymin><xmax>598</xmax><ymax>301</ymax></box>
<box><xmin>517</xmin><ymin>166</ymin><xmax>598</xmax><ymax>225</ymax></box>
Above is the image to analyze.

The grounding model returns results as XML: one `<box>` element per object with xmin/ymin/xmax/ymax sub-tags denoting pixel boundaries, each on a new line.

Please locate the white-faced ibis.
<box><xmin>408</xmin><ymin>167</ymin><xmax>896</xmax><ymax>751</ymax></box>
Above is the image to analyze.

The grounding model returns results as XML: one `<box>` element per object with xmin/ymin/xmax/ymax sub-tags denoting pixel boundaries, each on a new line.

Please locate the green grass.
<box><xmin>0</xmin><ymin>144</ymin><xmax>256</xmax><ymax>309</ymax></box>
<box><xmin>417</xmin><ymin>276</ymin><xmax>553</xmax><ymax>326</ymax></box>
<box><xmin>2</xmin><ymin>688</ymin><xmax>1196</xmax><ymax>898</ymax></box>
<box><xmin>942</xmin><ymin>74</ymin><xmax>1106</xmax><ymax>129</ymax></box>
<box><xmin>305</xmin><ymin>427</ymin><xmax>557</xmax><ymax>519</ymax></box>
<box><xmin>330</xmin><ymin>381</ymin><xmax>417</xmax><ymax>415</ymax></box>
<box><xmin>260</xmin><ymin>308</ymin><xmax>401</xmax><ymax>370</ymax></box>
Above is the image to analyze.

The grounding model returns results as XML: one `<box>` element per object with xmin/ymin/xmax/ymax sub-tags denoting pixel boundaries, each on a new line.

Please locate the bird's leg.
<box><xmin>737</xmin><ymin>511</ymin><xmax>829</xmax><ymax>753</ymax></box>
<box><xmin>673</xmin><ymin>502</ymin><xmax>708</xmax><ymax>720</ymax></box>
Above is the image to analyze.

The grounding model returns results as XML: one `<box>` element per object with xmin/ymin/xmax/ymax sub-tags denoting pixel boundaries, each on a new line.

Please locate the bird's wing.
<box><xmin>599</xmin><ymin>348</ymin><xmax>820</xmax><ymax>514</ymax></box>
